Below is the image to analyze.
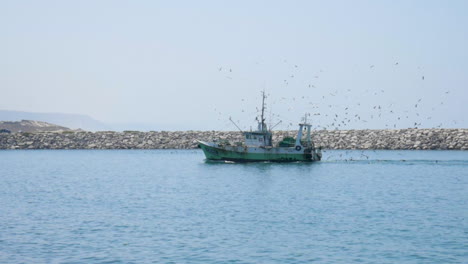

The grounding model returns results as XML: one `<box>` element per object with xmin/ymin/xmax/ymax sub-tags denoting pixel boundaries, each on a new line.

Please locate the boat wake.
<box><xmin>320</xmin><ymin>159</ymin><xmax>468</xmax><ymax>165</ymax></box>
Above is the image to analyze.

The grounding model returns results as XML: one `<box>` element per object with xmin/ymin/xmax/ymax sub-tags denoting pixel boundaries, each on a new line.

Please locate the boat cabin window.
<box><xmin>244</xmin><ymin>132</ymin><xmax>272</xmax><ymax>147</ymax></box>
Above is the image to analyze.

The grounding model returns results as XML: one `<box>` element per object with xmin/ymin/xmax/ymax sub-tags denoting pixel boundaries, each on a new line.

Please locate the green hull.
<box><xmin>198</xmin><ymin>141</ymin><xmax>320</xmax><ymax>162</ymax></box>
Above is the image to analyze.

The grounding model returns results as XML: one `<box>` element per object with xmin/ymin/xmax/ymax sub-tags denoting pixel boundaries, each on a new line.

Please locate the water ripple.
<box><xmin>0</xmin><ymin>149</ymin><xmax>467</xmax><ymax>263</ymax></box>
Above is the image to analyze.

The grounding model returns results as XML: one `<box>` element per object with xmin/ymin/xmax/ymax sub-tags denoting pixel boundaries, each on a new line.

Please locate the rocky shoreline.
<box><xmin>0</xmin><ymin>129</ymin><xmax>467</xmax><ymax>150</ymax></box>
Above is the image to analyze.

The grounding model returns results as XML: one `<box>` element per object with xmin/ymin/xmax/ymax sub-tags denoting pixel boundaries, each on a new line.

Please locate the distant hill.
<box><xmin>0</xmin><ymin>120</ymin><xmax>73</xmax><ymax>133</ymax></box>
<box><xmin>0</xmin><ymin>110</ymin><xmax>109</xmax><ymax>131</ymax></box>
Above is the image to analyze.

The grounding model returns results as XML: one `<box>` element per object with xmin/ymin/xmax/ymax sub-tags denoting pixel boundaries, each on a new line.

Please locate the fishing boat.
<box><xmin>198</xmin><ymin>92</ymin><xmax>322</xmax><ymax>162</ymax></box>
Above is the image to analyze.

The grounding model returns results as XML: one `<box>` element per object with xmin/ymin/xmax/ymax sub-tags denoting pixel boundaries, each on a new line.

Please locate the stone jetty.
<box><xmin>0</xmin><ymin>129</ymin><xmax>467</xmax><ymax>150</ymax></box>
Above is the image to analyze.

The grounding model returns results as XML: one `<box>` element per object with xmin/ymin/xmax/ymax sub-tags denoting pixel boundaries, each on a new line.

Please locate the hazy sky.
<box><xmin>2</xmin><ymin>0</ymin><xmax>467</xmax><ymax>130</ymax></box>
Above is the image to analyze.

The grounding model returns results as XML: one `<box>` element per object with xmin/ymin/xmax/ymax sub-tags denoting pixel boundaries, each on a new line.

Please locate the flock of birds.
<box><xmin>215</xmin><ymin>60</ymin><xmax>454</xmax><ymax>134</ymax></box>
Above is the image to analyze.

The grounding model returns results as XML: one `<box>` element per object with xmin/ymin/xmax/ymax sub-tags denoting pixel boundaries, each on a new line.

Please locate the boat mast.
<box><xmin>260</xmin><ymin>90</ymin><xmax>266</xmax><ymax>131</ymax></box>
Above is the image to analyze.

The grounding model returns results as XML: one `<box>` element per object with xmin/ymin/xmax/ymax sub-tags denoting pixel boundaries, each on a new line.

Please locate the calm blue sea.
<box><xmin>0</xmin><ymin>150</ymin><xmax>467</xmax><ymax>264</ymax></box>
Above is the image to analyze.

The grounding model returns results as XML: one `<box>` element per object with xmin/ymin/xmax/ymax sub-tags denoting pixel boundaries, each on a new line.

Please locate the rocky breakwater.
<box><xmin>311</xmin><ymin>129</ymin><xmax>468</xmax><ymax>150</ymax></box>
<box><xmin>0</xmin><ymin>131</ymin><xmax>241</xmax><ymax>150</ymax></box>
<box><xmin>0</xmin><ymin>129</ymin><xmax>467</xmax><ymax>150</ymax></box>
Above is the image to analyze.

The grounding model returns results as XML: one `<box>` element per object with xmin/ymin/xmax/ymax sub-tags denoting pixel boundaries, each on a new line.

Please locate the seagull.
<box><xmin>422</xmin><ymin>76</ymin><xmax>425</xmax><ymax>80</ymax></box>
<box><xmin>395</xmin><ymin>62</ymin><xmax>399</xmax><ymax>65</ymax></box>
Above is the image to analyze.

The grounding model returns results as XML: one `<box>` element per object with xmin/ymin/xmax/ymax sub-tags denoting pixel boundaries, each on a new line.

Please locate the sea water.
<box><xmin>0</xmin><ymin>150</ymin><xmax>467</xmax><ymax>264</ymax></box>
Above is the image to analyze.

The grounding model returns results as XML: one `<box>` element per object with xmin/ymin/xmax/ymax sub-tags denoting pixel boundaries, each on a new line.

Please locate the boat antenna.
<box><xmin>303</xmin><ymin>113</ymin><xmax>310</xmax><ymax>124</ymax></box>
<box><xmin>229</xmin><ymin>116</ymin><xmax>244</xmax><ymax>133</ymax></box>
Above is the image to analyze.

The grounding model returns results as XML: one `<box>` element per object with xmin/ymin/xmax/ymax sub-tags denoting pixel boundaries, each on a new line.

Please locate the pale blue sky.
<box><xmin>1</xmin><ymin>0</ymin><xmax>467</xmax><ymax>130</ymax></box>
